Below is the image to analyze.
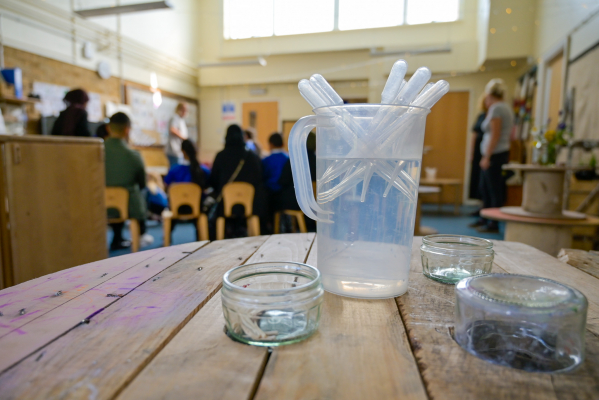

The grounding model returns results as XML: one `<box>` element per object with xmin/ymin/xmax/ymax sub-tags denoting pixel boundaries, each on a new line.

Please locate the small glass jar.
<box><xmin>421</xmin><ymin>234</ymin><xmax>494</xmax><ymax>284</ymax></box>
<box><xmin>221</xmin><ymin>261</ymin><xmax>324</xmax><ymax>346</ymax></box>
<box><xmin>455</xmin><ymin>274</ymin><xmax>588</xmax><ymax>373</ymax></box>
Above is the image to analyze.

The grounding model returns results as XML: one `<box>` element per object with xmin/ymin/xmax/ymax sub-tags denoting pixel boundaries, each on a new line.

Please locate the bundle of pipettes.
<box><xmin>297</xmin><ymin>60</ymin><xmax>449</xmax><ymax>206</ymax></box>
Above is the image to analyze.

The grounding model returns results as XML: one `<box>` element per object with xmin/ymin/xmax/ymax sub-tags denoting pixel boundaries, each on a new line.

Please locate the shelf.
<box><xmin>0</xmin><ymin>97</ymin><xmax>40</xmax><ymax>105</ymax></box>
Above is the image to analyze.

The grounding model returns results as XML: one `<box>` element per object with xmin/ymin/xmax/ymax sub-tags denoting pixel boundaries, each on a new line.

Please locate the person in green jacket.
<box><xmin>105</xmin><ymin>112</ymin><xmax>154</xmax><ymax>250</ymax></box>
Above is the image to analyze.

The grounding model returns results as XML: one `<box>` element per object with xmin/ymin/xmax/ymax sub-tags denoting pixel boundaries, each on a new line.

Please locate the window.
<box><xmin>406</xmin><ymin>0</ymin><xmax>460</xmax><ymax>25</ymax></box>
<box><xmin>224</xmin><ymin>0</ymin><xmax>460</xmax><ymax>39</ymax></box>
<box><xmin>274</xmin><ymin>0</ymin><xmax>335</xmax><ymax>36</ymax></box>
<box><xmin>339</xmin><ymin>0</ymin><xmax>404</xmax><ymax>31</ymax></box>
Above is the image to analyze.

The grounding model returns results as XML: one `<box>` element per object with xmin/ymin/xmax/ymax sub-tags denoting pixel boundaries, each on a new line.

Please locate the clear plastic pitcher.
<box><xmin>289</xmin><ymin>104</ymin><xmax>430</xmax><ymax>299</ymax></box>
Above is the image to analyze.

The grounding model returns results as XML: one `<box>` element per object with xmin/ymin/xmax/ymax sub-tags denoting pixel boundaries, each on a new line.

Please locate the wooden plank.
<box><xmin>253</xmin><ymin>240</ymin><xmax>428</xmax><ymax>400</ymax></box>
<box><xmin>0</xmin><ymin>242</ymin><xmax>207</xmax><ymax>373</ymax></box>
<box><xmin>0</xmin><ymin>236</ymin><xmax>268</xmax><ymax>400</ymax></box>
<box><xmin>493</xmin><ymin>240</ymin><xmax>599</xmax><ymax>336</ymax></box>
<box><xmin>5</xmin><ymin>140</ymin><xmax>108</xmax><ymax>285</ymax></box>
<box><xmin>557</xmin><ymin>248</ymin><xmax>599</xmax><ymax>279</ymax></box>
<box><xmin>395</xmin><ymin>237</ymin><xmax>599</xmax><ymax>400</ymax></box>
<box><xmin>0</xmin><ymin>248</ymin><xmax>162</xmax><ymax>338</ymax></box>
<box><xmin>118</xmin><ymin>233</ymin><xmax>316</xmax><ymax>400</ymax></box>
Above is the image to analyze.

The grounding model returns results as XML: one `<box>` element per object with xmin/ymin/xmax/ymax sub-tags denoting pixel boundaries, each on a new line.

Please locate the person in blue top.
<box><xmin>163</xmin><ymin>139</ymin><xmax>210</xmax><ymax>240</ymax></box>
<box><xmin>164</xmin><ymin>139</ymin><xmax>210</xmax><ymax>189</ymax></box>
<box><xmin>262</xmin><ymin>133</ymin><xmax>289</xmax><ymax>232</ymax></box>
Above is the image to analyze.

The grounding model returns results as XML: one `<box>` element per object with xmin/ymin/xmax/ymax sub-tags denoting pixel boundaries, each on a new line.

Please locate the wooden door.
<box><xmin>242</xmin><ymin>101</ymin><xmax>279</xmax><ymax>152</ymax></box>
<box><xmin>421</xmin><ymin>91</ymin><xmax>470</xmax><ymax>203</ymax></box>
<box><xmin>2</xmin><ymin>138</ymin><xmax>107</xmax><ymax>285</ymax></box>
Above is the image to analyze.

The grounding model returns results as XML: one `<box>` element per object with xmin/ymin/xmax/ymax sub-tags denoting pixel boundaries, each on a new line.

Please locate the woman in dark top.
<box><xmin>209</xmin><ymin>124</ymin><xmax>266</xmax><ymax>238</ymax></box>
<box><xmin>51</xmin><ymin>89</ymin><xmax>91</xmax><ymax>137</ymax></box>
<box><xmin>469</xmin><ymin>111</ymin><xmax>486</xmax><ymax>200</ymax></box>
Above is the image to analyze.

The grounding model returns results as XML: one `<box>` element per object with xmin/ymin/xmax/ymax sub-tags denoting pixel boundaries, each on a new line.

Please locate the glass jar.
<box><xmin>221</xmin><ymin>261</ymin><xmax>324</xmax><ymax>346</ymax></box>
<box><xmin>455</xmin><ymin>274</ymin><xmax>588</xmax><ymax>373</ymax></box>
<box><xmin>421</xmin><ymin>235</ymin><xmax>494</xmax><ymax>284</ymax></box>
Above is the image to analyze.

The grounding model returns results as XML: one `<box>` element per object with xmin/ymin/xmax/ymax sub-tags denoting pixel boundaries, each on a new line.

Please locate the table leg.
<box><xmin>504</xmin><ymin>221</ymin><xmax>572</xmax><ymax>257</ymax></box>
<box><xmin>454</xmin><ymin>184</ymin><xmax>461</xmax><ymax>215</ymax></box>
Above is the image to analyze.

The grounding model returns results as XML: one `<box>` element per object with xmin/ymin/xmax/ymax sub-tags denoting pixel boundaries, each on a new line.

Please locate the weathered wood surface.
<box><xmin>254</xmin><ymin>242</ymin><xmax>428</xmax><ymax>400</ymax></box>
<box><xmin>396</xmin><ymin>237</ymin><xmax>599</xmax><ymax>400</ymax></box>
<box><xmin>0</xmin><ymin>248</ymin><xmax>161</xmax><ymax>338</ymax></box>
<box><xmin>119</xmin><ymin>233</ymin><xmax>315</xmax><ymax>400</ymax></box>
<box><xmin>557</xmin><ymin>248</ymin><xmax>599</xmax><ymax>279</ymax></box>
<box><xmin>493</xmin><ymin>240</ymin><xmax>599</xmax><ymax>336</ymax></box>
<box><xmin>0</xmin><ymin>242</ymin><xmax>207</xmax><ymax>373</ymax></box>
<box><xmin>1</xmin><ymin>235</ymin><xmax>599</xmax><ymax>400</ymax></box>
<box><xmin>0</xmin><ymin>237</ymin><xmax>267</xmax><ymax>399</ymax></box>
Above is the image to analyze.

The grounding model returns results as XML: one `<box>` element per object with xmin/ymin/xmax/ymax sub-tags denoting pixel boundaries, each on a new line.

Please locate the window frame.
<box><xmin>223</xmin><ymin>0</ymin><xmax>462</xmax><ymax>40</ymax></box>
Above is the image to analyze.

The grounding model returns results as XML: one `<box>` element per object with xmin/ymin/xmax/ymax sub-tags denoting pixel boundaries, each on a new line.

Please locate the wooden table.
<box><xmin>1</xmin><ymin>234</ymin><xmax>598</xmax><ymax>399</ymax></box>
<box><xmin>481</xmin><ymin>207</ymin><xmax>599</xmax><ymax>256</ymax></box>
<box><xmin>419</xmin><ymin>177</ymin><xmax>462</xmax><ymax>215</ymax></box>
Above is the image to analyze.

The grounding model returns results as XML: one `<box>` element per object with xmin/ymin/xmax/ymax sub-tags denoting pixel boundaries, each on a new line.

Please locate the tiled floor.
<box><xmin>107</xmin><ymin>204</ymin><xmax>504</xmax><ymax>257</ymax></box>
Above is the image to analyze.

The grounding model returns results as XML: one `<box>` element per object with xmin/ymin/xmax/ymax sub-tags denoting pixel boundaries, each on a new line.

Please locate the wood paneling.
<box><xmin>0</xmin><ymin>47</ymin><xmax>121</xmax><ymax>134</ymax></box>
<box><xmin>421</xmin><ymin>91</ymin><xmax>470</xmax><ymax>204</ymax></box>
<box><xmin>0</xmin><ymin>136</ymin><xmax>107</xmax><ymax>287</ymax></box>
<box><xmin>242</xmin><ymin>101</ymin><xmax>279</xmax><ymax>152</ymax></box>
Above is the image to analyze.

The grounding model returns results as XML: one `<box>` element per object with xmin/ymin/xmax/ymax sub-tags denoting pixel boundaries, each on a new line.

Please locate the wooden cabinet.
<box><xmin>0</xmin><ymin>135</ymin><xmax>107</xmax><ymax>288</ymax></box>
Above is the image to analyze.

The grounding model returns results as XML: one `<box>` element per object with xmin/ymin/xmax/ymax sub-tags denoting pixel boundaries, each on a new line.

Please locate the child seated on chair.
<box><xmin>105</xmin><ymin>112</ymin><xmax>154</xmax><ymax>250</ymax></box>
<box><xmin>163</xmin><ymin>140</ymin><xmax>210</xmax><ymax>240</ymax></box>
<box><xmin>262</xmin><ymin>133</ymin><xmax>289</xmax><ymax>232</ymax></box>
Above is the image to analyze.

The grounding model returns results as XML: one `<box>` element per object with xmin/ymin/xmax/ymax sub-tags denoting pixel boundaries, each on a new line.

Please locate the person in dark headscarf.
<box><xmin>209</xmin><ymin>124</ymin><xmax>266</xmax><ymax>238</ymax></box>
<box><xmin>51</xmin><ymin>89</ymin><xmax>91</xmax><ymax>137</ymax></box>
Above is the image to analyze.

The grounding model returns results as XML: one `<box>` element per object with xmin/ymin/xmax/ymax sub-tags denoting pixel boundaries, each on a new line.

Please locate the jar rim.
<box><xmin>422</xmin><ymin>234</ymin><xmax>493</xmax><ymax>250</ymax></box>
<box><xmin>222</xmin><ymin>261</ymin><xmax>321</xmax><ymax>295</ymax></box>
<box><xmin>456</xmin><ymin>273</ymin><xmax>588</xmax><ymax>311</ymax></box>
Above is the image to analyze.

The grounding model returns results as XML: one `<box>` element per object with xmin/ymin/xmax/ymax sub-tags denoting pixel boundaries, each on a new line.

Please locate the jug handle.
<box><xmin>288</xmin><ymin>115</ymin><xmax>332</xmax><ymax>222</ymax></box>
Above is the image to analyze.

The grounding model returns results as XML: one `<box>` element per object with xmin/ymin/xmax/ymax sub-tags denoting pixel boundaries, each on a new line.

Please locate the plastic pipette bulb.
<box><xmin>381</xmin><ymin>60</ymin><xmax>408</xmax><ymax>104</ymax></box>
<box><xmin>309</xmin><ymin>74</ymin><xmax>343</xmax><ymax>106</ymax></box>
<box><xmin>298</xmin><ymin>79</ymin><xmax>328</xmax><ymax>109</ymax></box>
<box><xmin>393</xmin><ymin>67</ymin><xmax>432</xmax><ymax>105</ymax></box>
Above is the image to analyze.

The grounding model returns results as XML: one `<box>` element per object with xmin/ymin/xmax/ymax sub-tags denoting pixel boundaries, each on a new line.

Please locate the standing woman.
<box><xmin>473</xmin><ymin>79</ymin><xmax>514</xmax><ymax>233</ymax></box>
<box><xmin>469</xmin><ymin>95</ymin><xmax>488</xmax><ymax>206</ymax></box>
<box><xmin>51</xmin><ymin>89</ymin><xmax>91</xmax><ymax>137</ymax></box>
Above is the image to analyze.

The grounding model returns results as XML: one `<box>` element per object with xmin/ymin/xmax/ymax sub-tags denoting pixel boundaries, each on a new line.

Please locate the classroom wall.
<box><xmin>198</xmin><ymin>66</ymin><xmax>525</xmax><ymax>166</ymax></box>
<box><xmin>197</xmin><ymin>0</ymin><xmax>491</xmax><ymax>87</ymax></box>
<box><xmin>0</xmin><ymin>47</ymin><xmax>121</xmax><ymax>134</ymax></box>
<box><xmin>0</xmin><ymin>0</ymin><xmax>198</xmax><ymax>98</ymax></box>
<box><xmin>534</xmin><ymin>0</ymin><xmax>599</xmax><ymax>58</ymax></box>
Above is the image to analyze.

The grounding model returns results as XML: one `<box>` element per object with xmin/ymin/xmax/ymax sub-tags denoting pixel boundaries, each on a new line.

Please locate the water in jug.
<box><xmin>289</xmin><ymin>104</ymin><xmax>430</xmax><ymax>299</ymax></box>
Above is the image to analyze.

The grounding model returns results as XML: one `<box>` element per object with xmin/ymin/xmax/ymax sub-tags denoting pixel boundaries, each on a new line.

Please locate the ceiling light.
<box><xmin>369</xmin><ymin>46</ymin><xmax>451</xmax><ymax>57</ymax></box>
<box><xmin>74</xmin><ymin>1</ymin><xmax>173</xmax><ymax>18</ymax></box>
<box><xmin>198</xmin><ymin>57</ymin><xmax>268</xmax><ymax>68</ymax></box>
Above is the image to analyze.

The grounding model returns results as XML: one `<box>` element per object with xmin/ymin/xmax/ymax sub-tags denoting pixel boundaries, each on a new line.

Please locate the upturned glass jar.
<box><xmin>421</xmin><ymin>235</ymin><xmax>494</xmax><ymax>284</ymax></box>
<box><xmin>455</xmin><ymin>274</ymin><xmax>588</xmax><ymax>373</ymax></box>
<box><xmin>221</xmin><ymin>261</ymin><xmax>324</xmax><ymax>346</ymax></box>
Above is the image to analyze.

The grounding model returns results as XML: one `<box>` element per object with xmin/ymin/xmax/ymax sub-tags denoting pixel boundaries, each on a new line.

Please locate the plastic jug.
<box><xmin>289</xmin><ymin>104</ymin><xmax>430</xmax><ymax>299</ymax></box>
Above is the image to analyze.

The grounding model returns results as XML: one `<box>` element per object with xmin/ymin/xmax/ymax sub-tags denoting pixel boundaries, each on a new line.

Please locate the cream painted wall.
<box><xmin>197</xmin><ymin>0</ymin><xmax>491</xmax><ymax>87</ymax></box>
<box><xmin>198</xmin><ymin>66</ymin><xmax>525</xmax><ymax>167</ymax></box>
<box><xmin>534</xmin><ymin>0</ymin><xmax>599</xmax><ymax>57</ymax></box>
<box><xmin>486</xmin><ymin>0</ymin><xmax>536</xmax><ymax>59</ymax></box>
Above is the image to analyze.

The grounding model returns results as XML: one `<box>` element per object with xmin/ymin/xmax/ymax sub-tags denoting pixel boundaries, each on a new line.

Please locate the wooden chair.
<box><xmin>274</xmin><ymin>210</ymin><xmax>307</xmax><ymax>234</ymax></box>
<box><xmin>216</xmin><ymin>182</ymin><xmax>260</xmax><ymax>240</ymax></box>
<box><xmin>162</xmin><ymin>183</ymin><xmax>209</xmax><ymax>246</ymax></box>
<box><xmin>105</xmin><ymin>187</ymin><xmax>140</xmax><ymax>253</ymax></box>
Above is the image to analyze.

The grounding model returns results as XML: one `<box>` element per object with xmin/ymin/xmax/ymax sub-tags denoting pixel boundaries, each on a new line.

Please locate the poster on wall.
<box><xmin>32</xmin><ymin>82</ymin><xmax>103</xmax><ymax>122</ymax></box>
<box><xmin>126</xmin><ymin>86</ymin><xmax>198</xmax><ymax>146</ymax></box>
